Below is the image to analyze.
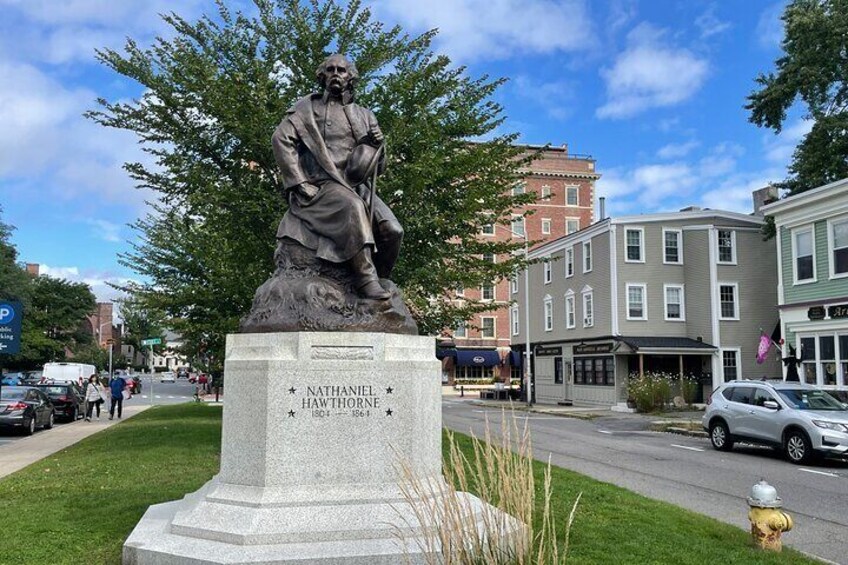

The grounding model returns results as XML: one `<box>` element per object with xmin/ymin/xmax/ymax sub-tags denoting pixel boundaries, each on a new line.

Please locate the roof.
<box><xmin>617</xmin><ymin>336</ymin><xmax>717</xmax><ymax>351</ymax></box>
<box><xmin>760</xmin><ymin>177</ymin><xmax>848</xmax><ymax>216</ymax></box>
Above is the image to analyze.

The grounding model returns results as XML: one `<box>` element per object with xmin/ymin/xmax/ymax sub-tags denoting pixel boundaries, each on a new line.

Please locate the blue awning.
<box><xmin>436</xmin><ymin>348</ymin><xmax>457</xmax><ymax>360</ymax></box>
<box><xmin>455</xmin><ymin>350</ymin><xmax>501</xmax><ymax>367</ymax></box>
<box><xmin>508</xmin><ymin>350</ymin><xmax>523</xmax><ymax>367</ymax></box>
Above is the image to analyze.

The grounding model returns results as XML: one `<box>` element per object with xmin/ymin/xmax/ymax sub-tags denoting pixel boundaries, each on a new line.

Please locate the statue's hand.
<box><xmin>367</xmin><ymin>126</ymin><xmax>384</xmax><ymax>145</ymax></box>
<box><xmin>297</xmin><ymin>182</ymin><xmax>320</xmax><ymax>201</ymax></box>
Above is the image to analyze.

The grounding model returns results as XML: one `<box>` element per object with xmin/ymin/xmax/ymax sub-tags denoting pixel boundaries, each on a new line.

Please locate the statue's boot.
<box><xmin>349</xmin><ymin>248</ymin><xmax>391</xmax><ymax>300</ymax></box>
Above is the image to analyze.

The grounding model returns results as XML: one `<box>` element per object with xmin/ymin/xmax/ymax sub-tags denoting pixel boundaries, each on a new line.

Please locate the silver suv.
<box><xmin>703</xmin><ymin>380</ymin><xmax>848</xmax><ymax>464</ymax></box>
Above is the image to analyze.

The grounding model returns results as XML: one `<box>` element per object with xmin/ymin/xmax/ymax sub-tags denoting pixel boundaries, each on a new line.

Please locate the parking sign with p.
<box><xmin>0</xmin><ymin>300</ymin><xmax>23</xmax><ymax>355</ymax></box>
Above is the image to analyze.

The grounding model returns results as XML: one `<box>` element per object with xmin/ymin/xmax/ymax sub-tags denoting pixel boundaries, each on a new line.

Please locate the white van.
<box><xmin>42</xmin><ymin>362</ymin><xmax>97</xmax><ymax>384</ymax></box>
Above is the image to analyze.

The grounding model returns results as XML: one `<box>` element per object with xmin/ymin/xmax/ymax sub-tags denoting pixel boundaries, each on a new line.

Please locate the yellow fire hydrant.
<box><xmin>747</xmin><ymin>480</ymin><xmax>793</xmax><ymax>551</ymax></box>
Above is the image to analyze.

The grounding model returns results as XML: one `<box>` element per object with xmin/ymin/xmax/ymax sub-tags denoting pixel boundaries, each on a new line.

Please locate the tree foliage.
<box><xmin>89</xmin><ymin>0</ymin><xmax>537</xmax><ymax>361</ymax></box>
<box><xmin>0</xmin><ymin>206</ymin><xmax>30</xmax><ymax>305</ymax></box>
<box><xmin>747</xmin><ymin>0</ymin><xmax>848</xmax><ymax>196</ymax></box>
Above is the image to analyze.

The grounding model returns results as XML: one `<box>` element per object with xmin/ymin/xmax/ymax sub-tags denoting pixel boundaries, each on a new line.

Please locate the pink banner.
<box><xmin>756</xmin><ymin>335</ymin><xmax>772</xmax><ymax>364</ymax></box>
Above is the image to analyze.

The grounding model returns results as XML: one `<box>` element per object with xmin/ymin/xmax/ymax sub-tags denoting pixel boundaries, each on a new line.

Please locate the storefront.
<box><xmin>782</xmin><ymin>301</ymin><xmax>848</xmax><ymax>394</ymax></box>
<box><xmin>437</xmin><ymin>348</ymin><xmax>503</xmax><ymax>383</ymax></box>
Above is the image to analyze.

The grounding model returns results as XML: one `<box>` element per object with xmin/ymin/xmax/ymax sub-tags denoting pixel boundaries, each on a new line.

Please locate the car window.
<box><xmin>0</xmin><ymin>389</ymin><xmax>25</xmax><ymax>400</ymax></box>
<box><xmin>752</xmin><ymin>389</ymin><xmax>776</xmax><ymax>407</ymax></box>
<box><xmin>729</xmin><ymin>386</ymin><xmax>755</xmax><ymax>405</ymax></box>
<box><xmin>721</xmin><ymin>387</ymin><xmax>734</xmax><ymax>401</ymax></box>
<box><xmin>777</xmin><ymin>389</ymin><xmax>847</xmax><ymax>411</ymax></box>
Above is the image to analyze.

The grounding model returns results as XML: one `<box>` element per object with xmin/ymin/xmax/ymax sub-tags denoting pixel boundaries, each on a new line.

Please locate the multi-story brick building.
<box><xmin>439</xmin><ymin>145</ymin><xmax>599</xmax><ymax>383</ymax></box>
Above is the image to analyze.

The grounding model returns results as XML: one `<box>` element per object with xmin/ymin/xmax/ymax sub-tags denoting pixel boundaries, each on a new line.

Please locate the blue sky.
<box><xmin>0</xmin><ymin>0</ymin><xmax>803</xmax><ymax>305</ymax></box>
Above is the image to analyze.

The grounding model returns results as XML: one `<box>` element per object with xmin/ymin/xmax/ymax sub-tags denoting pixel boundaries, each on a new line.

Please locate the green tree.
<box><xmin>117</xmin><ymin>297</ymin><xmax>166</xmax><ymax>368</ymax></box>
<box><xmin>747</xmin><ymin>0</ymin><xmax>848</xmax><ymax>197</ymax></box>
<box><xmin>0</xmin><ymin>206</ymin><xmax>30</xmax><ymax>304</ymax></box>
<box><xmin>88</xmin><ymin>0</ymin><xmax>537</xmax><ymax>361</ymax></box>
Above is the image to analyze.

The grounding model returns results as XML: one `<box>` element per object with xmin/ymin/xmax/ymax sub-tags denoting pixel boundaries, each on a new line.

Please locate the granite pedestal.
<box><xmin>124</xmin><ymin>332</ymin><xmax>521</xmax><ymax>564</ymax></box>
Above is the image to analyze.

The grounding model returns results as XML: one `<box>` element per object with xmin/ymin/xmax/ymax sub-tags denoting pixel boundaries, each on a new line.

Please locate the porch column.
<box><xmin>679</xmin><ymin>354</ymin><xmax>684</xmax><ymax>378</ymax></box>
<box><xmin>639</xmin><ymin>353</ymin><xmax>644</xmax><ymax>378</ymax></box>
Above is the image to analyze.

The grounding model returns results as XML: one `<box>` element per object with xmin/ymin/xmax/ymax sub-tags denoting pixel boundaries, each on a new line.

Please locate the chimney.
<box><xmin>679</xmin><ymin>206</ymin><xmax>702</xmax><ymax>212</ymax></box>
<box><xmin>752</xmin><ymin>185</ymin><xmax>779</xmax><ymax>216</ymax></box>
<box><xmin>25</xmin><ymin>263</ymin><xmax>40</xmax><ymax>276</ymax></box>
<box><xmin>599</xmin><ymin>197</ymin><xmax>606</xmax><ymax>221</ymax></box>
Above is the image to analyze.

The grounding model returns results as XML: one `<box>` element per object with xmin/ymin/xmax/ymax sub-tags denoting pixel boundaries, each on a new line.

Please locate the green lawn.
<box><xmin>0</xmin><ymin>404</ymin><xmax>817</xmax><ymax>565</ymax></box>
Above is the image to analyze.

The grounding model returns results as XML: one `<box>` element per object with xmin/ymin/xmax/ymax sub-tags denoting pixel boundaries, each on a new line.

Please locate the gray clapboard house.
<box><xmin>511</xmin><ymin>206</ymin><xmax>781</xmax><ymax>408</ymax></box>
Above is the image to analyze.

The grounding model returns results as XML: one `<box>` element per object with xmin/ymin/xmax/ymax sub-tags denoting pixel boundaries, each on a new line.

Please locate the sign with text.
<box><xmin>574</xmin><ymin>343</ymin><xmax>614</xmax><ymax>355</ymax></box>
<box><xmin>808</xmin><ymin>306</ymin><xmax>826</xmax><ymax>320</ymax></box>
<box><xmin>287</xmin><ymin>384</ymin><xmax>396</xmax><ymax>419</ymax></box>
<box><xmin>0</xmin><ymin>301</ymin><xmax>23</xmax><ymax>355</ymax></box>
<box><xmin>828</xmin><ymin>304</ymin><xmax>848</xmax><ymax>319</ymax></box>
<box><xmin>141</xmin><ymin>337</ymin><xmax>162</xmax><ymax>346</ymax></box>
<box><xmin>535</xmin><ymin>346</ymin><xmax>562</xmax><ymax>357</ymax></box>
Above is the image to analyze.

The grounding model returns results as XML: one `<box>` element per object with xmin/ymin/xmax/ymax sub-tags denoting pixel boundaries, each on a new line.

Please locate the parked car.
<box><xmin>21</xmin><ymin>371</ymin><xmax>44</xmax><ymax>386</ymax></box>
<box><xmin>1</xmin><ymin>373</ymin><xmax>23</xmax><ymax>386</ymax></box>
<box><xmin>703</xmin><ymin>380</ymin><xmax>848</xmax><ymax>464</ymax></box>
<box><xmin>176</xmin><ymin>368</ymin><xmax>189</xmax><ymax>380</ymax></box>
<box><xmin>0</xmin><ymin>386</ymin><xmax>55</xmax><ymax>435</ymax></box>
<box><xmin>42</xmin><ymin>362</ymin><xmax>97</xmax><ymax>384</ymax></box>
<box><xmin>34</xmin><ymin>383</ymin><xmax>84</xmax><ymax>422</ymax></box>
<box><xmin>160</xmin><ymin>372</ymin><xmax>176</xmax><ymax>383</ymax></box>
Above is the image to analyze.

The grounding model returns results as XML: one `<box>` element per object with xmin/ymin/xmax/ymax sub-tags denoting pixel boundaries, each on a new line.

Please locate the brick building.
<box><xmin>439</xmin><ymin>145</ymin><xmax>600</xmax><ymax>383</ymax></box>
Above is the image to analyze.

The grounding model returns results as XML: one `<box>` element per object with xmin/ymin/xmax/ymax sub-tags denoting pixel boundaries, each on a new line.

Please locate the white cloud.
<box><xmin>374</xmin><ymin>0</ymin><xmax>596</xmax><ymax>61</ymax></box>
<box><xmin>597</xmin><ymin>23</ymin><xmax>709</xmax><ymax>119</ymax></box>
<box><xmin>695</xmin><ymin>5</ymin><xmax>731</xmax><ymax>39</ymax></box>
<box><xmin>40</xmin><ymin>265</ymin><xmax>81</xmax><ymax>280</ymax></box>
<box><xmin>657</xmin><ymin>139</ymin><xmax>699</xmax><ymax>159</ymax></box>
<box><xmin>756</xmin><ymin>3</ymin><xmax>785</xmax><ymax>50</ymax></box>
<box><xmin>701</xmin><ymin>169</ymin><xmax>783</xmax><ymax>213</ymax></box>
<box><xmin>85</xmin><ymin>219</ymin><xmax>123</xmax><ymax>243</ymax></box>
<box><xmin>39</xmin><ymin>264</ymin><xmax>135</xmax><ymax>304</ymax></box>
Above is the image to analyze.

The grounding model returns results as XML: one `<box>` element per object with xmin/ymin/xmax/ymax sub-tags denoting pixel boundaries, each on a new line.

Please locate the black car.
<box><xmin>34</xmin><ymin>383</ymin><xmax>83</xmax><ymax>422</ymax></box>
<box><xmin>0</xmin><ymin>386</ymin><xmax>55</xmax><ymax>435</ymax></box>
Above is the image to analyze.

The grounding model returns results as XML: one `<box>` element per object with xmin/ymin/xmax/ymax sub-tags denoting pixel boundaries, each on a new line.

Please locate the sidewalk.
<box><xmin>0</xmin><ymin>404</ymin><xmax>151</xmax><ymax>480</ymax></box>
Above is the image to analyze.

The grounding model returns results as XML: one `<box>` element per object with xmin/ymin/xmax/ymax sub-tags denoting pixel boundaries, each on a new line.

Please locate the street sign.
<box><xmin>141</xmin><ymin>337</ymin><xmax>162</xmax><ymax>346</ymax></box>
<box><xmin>0</xmin><ymin>301</ymin><xmax>23</xmax><ymax>355</ymax></box>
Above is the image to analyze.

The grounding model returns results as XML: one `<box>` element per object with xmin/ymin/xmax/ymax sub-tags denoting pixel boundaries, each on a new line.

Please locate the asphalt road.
<box><xmin>442</xmin><ymin>398</ymin><xmax>848</xmax><ymax>564</ymax></box>
<box><xmin>133</xmin><ymin>375</ymin><xmax>200</xmax><ymax>405</ymax></box>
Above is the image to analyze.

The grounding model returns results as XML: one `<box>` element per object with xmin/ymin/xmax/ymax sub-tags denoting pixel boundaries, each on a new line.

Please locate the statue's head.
<box><xmin>316</xmin><ymin>53</ymin><xmax>358</xmax><ymax>96</ymax></box>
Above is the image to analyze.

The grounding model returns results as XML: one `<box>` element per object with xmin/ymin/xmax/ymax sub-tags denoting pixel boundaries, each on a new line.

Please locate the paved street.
<box><xmin>133</xmin><ymin>375</ymin><xmax>202</xmax><ymax>405</ymax></box>
<box><xmin>443</xmin><ymin>397</ymin><xmax>848</xmax><ymax>565</ymax></box>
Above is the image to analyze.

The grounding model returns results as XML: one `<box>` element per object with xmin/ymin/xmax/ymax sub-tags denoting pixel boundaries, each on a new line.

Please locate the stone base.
<box><xmin>124</xmin><ymin>332</ymin><xmax>523</xmax><ymax>564</ymax></box>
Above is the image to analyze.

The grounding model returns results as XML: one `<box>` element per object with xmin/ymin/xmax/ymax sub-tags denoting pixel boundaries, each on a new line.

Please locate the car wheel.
<box><xmin>709</xmin><ymin>420</ymin><xmax>734</xmax><ymax>451</ymax></box>
<box><xmin>784</xmin><ymin>430</ymin><xmax>814</xmax><ymax>464</ymax></box>
<box><xmin>25</xmin><ymin>416</ymin><xmax>36</xmax><ymax>436</ymax></box>
<box><xmin>45</xmin><ymin>411</ymin><xmax>55</xmax><ymax>429</ymax></box>
<box><xmin>68</xmin><ymin>407</ymin><xmax>77</xmax><ymax>421</ymax></box>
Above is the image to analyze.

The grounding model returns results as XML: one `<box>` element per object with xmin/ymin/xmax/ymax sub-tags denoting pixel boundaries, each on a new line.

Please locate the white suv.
<box><xmin>702</xmin><ymin>380</ymin><xmax>848</xmax><ymax>464</ymax></box>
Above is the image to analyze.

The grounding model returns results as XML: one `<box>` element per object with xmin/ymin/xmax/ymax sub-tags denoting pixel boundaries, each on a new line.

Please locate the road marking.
<box><xmin>670</xmin><ymin>444</ymin><xmax>705</xmax><ymax>452</ymax></box>
<box><xmin>597</xmin><ymin>430</ymin><xmax>613</xmax><ymax>434</ymax></box>
<box><xmin>799</xmin><ymin>468</ymin><xmax>839</xmax><ymax>478</ymax></box>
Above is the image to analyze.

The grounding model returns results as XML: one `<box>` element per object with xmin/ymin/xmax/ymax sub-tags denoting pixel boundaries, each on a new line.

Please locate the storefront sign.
<box><xmin>535</xmin><ymin>346</ymin><xmax>562</xmax><ymax>357</ymax></box>
<box><xmin>828</xmin><ymin>304</ymin><xmax>848</xmax><ymax>319</ymax></box>
<box><xmin>807</xmin><ymin>306</ymin><xmax>826</xmax><ymax>320</ymax></box>
<box><xmin>574</xmin><ymin>343</ymin><xmax>613</xmax><ymax>355</ymax></box>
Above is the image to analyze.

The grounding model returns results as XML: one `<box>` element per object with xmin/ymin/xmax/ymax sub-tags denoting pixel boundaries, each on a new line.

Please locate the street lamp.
<box><xmin>494</xmin><ymin>222</ymin><xmax>533</xmax><ymax>407</ymax></box>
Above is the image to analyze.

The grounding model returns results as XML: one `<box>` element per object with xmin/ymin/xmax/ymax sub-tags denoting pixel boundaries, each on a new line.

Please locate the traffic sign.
<box><xmin>0</xmin><ymin>301</ymin><xmax>23</xmax><ymax>355</ymax></box>
<box><xmin>141</xmin><ymin>337</ymin><xmax>162</xmax><ymax>346</ymax></box>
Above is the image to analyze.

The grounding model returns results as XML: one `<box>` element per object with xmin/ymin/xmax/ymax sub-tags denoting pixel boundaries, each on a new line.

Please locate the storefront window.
<box><xmin>573</xmin><ymin>357</ymin><xmax>614</xmax><ymax>386</ymax></box>
<box><xmin>554</xmin><ymin>358</ymin><xmax>563</xmax><ymax>384</ymax></box>
<box><xmin>820</xmin><ymin>336</ymin><xmax>836</xmax><ymax>386</ymax></box>
<box><xmin>456</xmin><ymin>366</ymin><xmax>494</xmax><ymax>380</ymax></box>
<box><xmin>801</xmin><ymin>337</ymin><xmax>816</xmax><ymax>384</ymax></box>
<box><xmin>841</xmin><ymin>336</ymin><xmax>848</xmax><ymax>386</ymax></box>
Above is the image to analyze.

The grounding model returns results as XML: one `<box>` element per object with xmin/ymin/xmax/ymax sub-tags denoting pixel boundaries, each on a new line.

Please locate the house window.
<box><xmin>717</xmin><ymin>229</ymin><xmax>736</xmax><ymax>264</ymax></box>
<box><xmin>840</xmin><ymin>335</ymin><xmax>848</xmax><ymax>385</ymax></box>
<box><xmin>583</xmin><ymin>241</ymin><xmax>592</xmax><ymax>272</ymax></box>
<box><xmin>541</xmin><ymin>219</ymin><xmax>551</xmax><ymax>235</ymax></box>
<box><xmin>483</xmin><ymin>252</ymin><xmax>496</xmax><ymax>264</ymax></box>
<box><xmin>722</xmin><ymin>349</ymin><xmax>740</xmax><ymax>382</ymax></box>
<box><xmin>573</xmin><ymin>357</ymin><xmax>614</xmax><ymax>386</ymax></box>
<box><xmin>664</xmin><ymin>284</ymin><xmax>685</xmax><ymax>321</ymax></box>
<box><xmin>820</xmin><ymin>335</ymin><xmax>836</xmax><ymax>386</ymax></box>
<box><xmin>481</xmin><ymin>223</ymin><xmax>495</xmax><ymax>236</ymax></box>
<box><xmin>481</xmin><ymin>283</ymin><xmax>495</xmax><ymax>301</ymax></box>
<box><xmin>719</xmin><ymin>283</ymin><xmax>738</xmax><ymax>320</ymax></box>
<box><xmin>830</xmin><ymin>217</ymin><xmax>848</xmax><ymax>277</ymax></box>
<box><xmin>565</xmin><ymin>247</ymin><xmax>574</xmax><ymax>277</ymax></box>
<box><xmin>511</xmin><ymin>216</ymin><xmax>525</xmax><ymax>238</ymax></box>
<box><xmin>565</xmin><ymin>293</ymin><xmax>575</xmax><ymax>329</ymax></box>
<box><xmin>544</xmin><ymin>297</ymin><xmax>553</xmax><ymax>331</ymax></box>
<box><xmin>480</xmin><ymin>317</ymin><xmax>495</xmax><ymax>338</ymax></box>
<box><xmin>511</xmin><ymin>306</ymin><xmax>519</xmax><ymax>336</ymax></box>
<box><xmin>543</xmin><ymin>258</ymin><xmax>552</xmax><ymax>284</ymax></box>
<box><xmin>541</xmin><ymin>185</ymin><xmax>551</xmax><ymax>201</ymax></box>
<box><xmin>793</xmin><ymin>227</ymin><xmax>815</xmax><ymax>282</ymax></box>
<box><xmin>455</xmin><ymin>285</ymin><xmax>464</xmax><ymax>297</ymax></box>
<box><xmin>566</xmin><ymin>186</ymin><xmax>579</xmax><ymax>206</ymax></box>
<box><xmin>510</xmin><ymin>273</ymin><xmax>518</xmax><ymax>294</ymax></box>
<box><xmin>583</xmin><ymin>291</ymin><xmax>594</xmax><ymax>327</ymax></box>
<box><xmin>663</xmin><ymin>229</ymin><xmax>682</xmax><ymax>264</ymax></box>
<box><xmin>626</xmin><ymin>284</ymin><xmax>646</xmax><ymax>320</ymax></box>
<box><xmin>800</xmin><ymin>336</ymin><xmax>816</xmax><ymax>384</ymax></box>
<box><xmin>566</xmin><ymin>218</ymin><xmax>580</xmax><ymax>234</ymax></box>
<box><xmin>625</xmin><ymin>228</ymin><xmax>644</xmax><ymax>262</ymax></box>
<box><xmin>554</xmin><ymin>358</ymin><xmax>563</xmax><ymax>384</ymax></box>
<box><xmin>512</xmin><ymin>182</ymin><xmax>525</xmax><ymax>196</ymax></box>
<box><xmin>454</xmin><ymin>322</ymin><xmax>466</xmax><ymax>338</ymax></box>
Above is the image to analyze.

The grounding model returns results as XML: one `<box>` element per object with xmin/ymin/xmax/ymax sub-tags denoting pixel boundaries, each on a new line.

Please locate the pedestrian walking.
<box><xmin>108</xmin><ymin>375</ymin><xmax>125</xmax><ymax>420</ymax></box>
<box><xmin>84</xmin><ymin>374</ymin><xmax>103</xmax><ymax>421</ymax></box>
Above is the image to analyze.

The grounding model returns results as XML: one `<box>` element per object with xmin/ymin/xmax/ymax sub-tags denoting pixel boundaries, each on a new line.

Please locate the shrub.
<box><xmin>627</xmin><ymin>372</ymin><xmax>678</xmax><ymax>413</ymax></box>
